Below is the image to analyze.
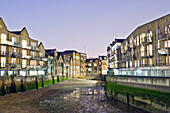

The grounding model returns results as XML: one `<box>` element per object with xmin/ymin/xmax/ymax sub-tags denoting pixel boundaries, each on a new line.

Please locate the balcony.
<box><xmin>156</xmin><ymin>63</ymin><xmax>170</xmax><ymax>66</ymax></box>
<box><xmin>158</xmin><ymin>33</ymin><xmax>170</xmax><ymax>40</ymax></box>
<box><xmin>129</xmin><ymin>54</ymin><xmax>137</xmax><ymax>60</ymax></box>
<box><xmin>0</xmin><ymin>51</ymin><xmax>9</xmax><ymax>57</ymax></box>
<box><xmin>11</xmin><ymin>52</ymin><xmax>21</xmax><ymax>58</ymax></box>
<box><xmin>41</xmin><ymin>65</ymin><xmax>48</xmax><ymax>70</ymax></box>
<box><xmin>10</xmin><ymin>63</ymin><xmax>21</xmax><ymax>69</ymax></box>
<box><xmin>142</xmin><ymin>37</ymin><xmax>153</xmax><ymax>45</ymax></box>
<box><xmin>141</xmin><ymin>50</ymin><xmax>153</xmax><ymax>58</ymax></box>
<box><xmin>22</xmin><ymin>55</ymin><xmax>31</xmax><ymax>59</ymax></box>
<box><xmin>158</xmin><ymin>48</ymin><xmax>170</xmax><ymax>55</ymax></box>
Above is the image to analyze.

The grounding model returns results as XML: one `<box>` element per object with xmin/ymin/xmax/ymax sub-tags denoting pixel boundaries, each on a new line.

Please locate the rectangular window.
<box><xmin>22</xmin><ymin>40</ymin><xmax>27</xmax><ymax>48</ymax></box>
<box><xmin>40</xmin><ymin>52</ymin><xmax>43</xmax><ymax>57</ymax></box>
<box><xmin>30</xmin><ymin>60</ymin><xmax>36</xmax><ymax>66</ymax></box>
<box><xmin>1</xmin><ymin>33</ymin><xmax>6</xmax><ymax>44</ymax></box>
<box><xmin>137</xmin><ymin>36</ymin><xmax>139</xmax><ymax>46</ymax></box>
<box><xmin>164</xmin><ymin>40</ymin><xmax>170</xmax><ymax>48</ymax></box>
<box><xmin>12</xmin><ymin>47</ymin><xmax>17</xmax><ymax>53</ymax></box>
<box><xmin>12</xmin><ymin>37</ymin><xmax>17</xmax><ymax>45</ymax></box>
<box><xmin>22</xmin><ymin>50</ymin><xmax>27</xmax><ymax>57</ymax></box>
<box><xmin>1</xmin><ymin>57</ymin><xmax>6</xmax><ymax>67</ymax></box>
<box><xmin>165</xmin><ymin>25</ymin><xmax>170</xmax><ymax>34</ymax></box>
<box><xmin>141</xmin><ymin>45</ymin><xmax>144</xmax><ymax>56</ymax></box>
<box><xmin>138</xmin><ymin>60</ymin><xmax>140</xmax><ymax>67</ymax></box>
<box><xmin>31</xmin><ymin>41</ymin><xmax>36</xmax><ymax>49</ymax></box>
<box><xmin>11</xmin><ymin>58</ymin><xmax>16</xmax><ymax>63</ymax></box>
<box><xmin>22</xmin><ymin>59</ymin><xmax>26</xmax><ymax>68</ymax></box>
<box><xmin>147</xmin><ymin>45</ymin><xmax>152</xmax><ymax>56</ymax></box>
<box><xmin>1</xmin><ymin>45</ymin><xmax>6</xmax><ymax>52</ymax></box>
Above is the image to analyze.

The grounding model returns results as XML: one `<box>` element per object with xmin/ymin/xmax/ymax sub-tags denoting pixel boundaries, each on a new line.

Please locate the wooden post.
<box><xmin>104</xmin><ymin>75</ymin><xmax>107</xmax><ymax>95</ymax></box>
<box><xmin>35</xmin><ymin>77</ymin><xmax>38</xmax><ymax>89</ymax></box>
<box><xmin>1</xmin><ymin>80</ymin><xmax>5</xmax><ymax>96</ymax></box>
<box><xmin>52</xmin><ymin>76</ymin><xmax>55</xmax><ymax>84</ymax></box>
<box><xmin>41</xmin><ymin>76</ymin><xmax>44</xmax><ymax>87</ymax></box>
<box><xmin>127</xmin><ymin>93</ymin><xmax>129</xmax><ymax>104</ymax></box>
<box><xmin>20</xmin><ymin>78</ymin><xmax>24</xmax><ymax>92</ymax></box>
<box><xmin>57</xmin><ymin>76</ymin><xmax>59</xmax><ymax>82</ymax></box>
<box><xmin>11</xmin><ymin>78</ymin><xmax>16</xmax><ymax>93</ymax></box>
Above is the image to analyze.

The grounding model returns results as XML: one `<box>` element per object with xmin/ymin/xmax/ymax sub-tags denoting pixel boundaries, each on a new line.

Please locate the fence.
<box><xmin>0</xmin><ymin>75</ymin><xmax>69</xmax><ymax>96</ymax></box>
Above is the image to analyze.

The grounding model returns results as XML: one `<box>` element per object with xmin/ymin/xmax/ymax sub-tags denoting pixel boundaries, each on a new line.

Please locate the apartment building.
<box><xmin>107</xmin><ymin>39</ymin><xmax>125</xmax><ymax>74</ymax></box>
<box><xmin>86</xmin><ymin>58</ymin><xmax>99</xmax><ymax>75</ymax></box>
<box><xmin>107</xmin><ymin>14</ymin><xmax>170</xmax><ymax>76</ymax></box>
<box><xmin>0</xmin><ymin>18</ymin><xmax>47</xmax><ymax>76</ymax></box>
<box><xmin>60</xmin><ymin>50</ymin><xmax>86</xmax><ymax>77</ymax></box>
<box><xmin>99</xmin><ymin>56</ymin><xmax>107</xmax><ymax>75</ymax></box>
<box><xmin>45</xmin><ymin>49</ymin><xmax>57</xmax><ymax>77</ymax></box>
<box><xmin>80</xmin><ymin>53</ymin><xmax>86</xmax><ymax>76</ymax></box>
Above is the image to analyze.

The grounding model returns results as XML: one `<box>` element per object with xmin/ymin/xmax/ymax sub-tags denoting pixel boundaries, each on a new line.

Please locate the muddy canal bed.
<box><xmin>0</xmin><ymin>76</ymin><xmax>149</xmax><ymax>113</ymax></box>
<box><xmin>38</xmin><ymin>78</ymin><xmax>148</xmax><ymax>113</ymax></box>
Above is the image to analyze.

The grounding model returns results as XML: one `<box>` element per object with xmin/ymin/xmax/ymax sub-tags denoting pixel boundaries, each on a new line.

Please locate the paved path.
<box><xmin>0</xmin><ymin>75</ymin><xmax>148</xmax><ymax>113</ymax></box>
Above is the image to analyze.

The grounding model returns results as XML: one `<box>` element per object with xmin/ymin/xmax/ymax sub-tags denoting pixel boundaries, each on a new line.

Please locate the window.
<box><xmin>76</xmin><ymin>66</ymin><xmax>79</xmax><ymax>70</ymax></box>
<box><xmin>164</xmin><ymin>40</ymin><xmax>170</xmax><ymax>48</ymax></box>
<box><xmin>137</xmin><ymin>35</ymin><xmax>139</xmax><ymax>46</ymax></box>
<box><xmin>31</xmin><ymin>51</ymin><xmax>36</xmax><ymax>57</ymax></box>
<box><xmin>31</xmin><ymin>41</ymin><xmax>36</xmax><ymax>49</ymax></box>
<box><xmin>22</xmin><ymin>59</ymin><xmax>26</xmax><ymax>68</ymax></box>
<box><xmin>1</xmin><ymin>57</ymin><xmax>6</xmax><ymax>67</ymax></box>
<box><xmin>149</xmin><ymin>59</ymin><xmax>152</xmax><ymax>66</ymax></box>
<box><xmin>147</xmin><ymin>31</ymin><xmax>152</xmax><ymax>42</ymax></box>
<box><xmin>156</xmin><ymin>28</ymin><xmax>161</xmax><ymax>40</ymax></box>
<box><xmin>40</xmin><ymin>52</ymin><xmax>43</xmax><ymax>57</ymax></box>
<box><xmin>22</xmin><ymin>40</ymin><xmax>27</xmax><ymax>48</ymax></box>
<box><xmin>1</xmin><ymin>45</ymin><xmax>6</xmax><ymax>52</ymax></box>
<box><xmin>135</xmin><ymin>60</ymin><xmax>137</xmax><ymax>67</ymax></box>
<box><xmin>12</xmin><ymin>37</ymin><xmax>17</xmax><ymax>45</ymax></box>
<box><xmin>147</xmin><ymin>45</ymin><xmax>152</xmax><ymax>56</ymax></box>
<box><xmin>1</xmin><ymin>33</ymin><xmax>6</xmax><ymax>44</ymax></box>
<box><xmin>88</xmin><ymin>68</ymin><xmax>92</xmax><ymax>71</ymax></box>
<box><xmin>94</xmin><ymin>63</ymin><xmax>97</xmax><ymax>67</ymax></box>
<box><xmin>166</xmin><ymin>56</ymin><xmax>170</xmax><ymax>64</ymax></box>
<box><xmin>30</xmin><ymin>60</ymin><xmax>36</xmax><ymax>66</ymax></box>
<box><xmin>156</xmin><ymin>58</ymin><xmax>161</xmax><ymax>64</ymax></box>
<box><xmin>88</xmin><ymin>63</ymin><xmax>92</xmax><ymax>66</ymax></box>
<box><xmin>165</xmin><ymin>25</ymin><xmax>170</xmax><ymax>34</ymax></box>
<box><xmin>11</xmin><ymin>58</ymin><xmax>16</xmax><ymax>64</ymax></box>
<box><xmin>76</xmin><ymin>56</ymin><xmax>79</xmax><ymax>60</ymax></box>
<box><xmin>12</xmin><ymin>47</ymin><xmax>17</xmax><ymax>53</ymax></box>
<box><xmin>138</xmin><ymin>60</ymin><xmax>140</xmax><ymax>67</ymax></box>
<box><xmin>22</xmin><ymin>50</ymin><xmax>27</xmax><ymax>57</ymax></box>
<box><xmin>141</xmin><ymin>45</ymin><xmax>144</xmax><ymax>56</ymax></box>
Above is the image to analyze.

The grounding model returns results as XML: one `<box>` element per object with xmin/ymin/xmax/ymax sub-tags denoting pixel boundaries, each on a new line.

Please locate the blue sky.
<box><xmin>0</xmin><ymin>0</ymin><xmax>169</xmax><ymax>57</ymax></box>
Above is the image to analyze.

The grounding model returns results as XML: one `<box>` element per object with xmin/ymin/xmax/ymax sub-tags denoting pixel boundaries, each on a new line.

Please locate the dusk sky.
<box><xmin>0</xmin><ymin>0</ymin><xmax>169</xmax><ymax>57</ymax></box>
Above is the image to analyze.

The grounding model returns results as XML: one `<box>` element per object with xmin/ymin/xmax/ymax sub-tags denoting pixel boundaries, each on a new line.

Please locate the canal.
<box><xmin>0</xmin><ymin>75</ymin><xmax>149</xmax><ymax>113</ymax></box>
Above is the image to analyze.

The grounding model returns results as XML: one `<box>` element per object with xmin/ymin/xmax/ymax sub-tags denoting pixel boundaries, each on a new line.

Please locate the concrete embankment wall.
<box><xmin>105</xmin><ymin>75</ymin><xmax>170</xmax><ymax>92</ymax></box>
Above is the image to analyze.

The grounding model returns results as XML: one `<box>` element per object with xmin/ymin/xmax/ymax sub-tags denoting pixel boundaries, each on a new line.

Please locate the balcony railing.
<box><xmin>158</xmin><ymin>48</ymin><xmax>170</xmax><ymax>55</ymax></box>
<box><xmin>10</xmin><ymin>52</ymin><xmax>21</xmax><ymax>58</ymax></box>
<box><xmin>141</xmin><ymin>50</ymin><xmax>153</xmax><ymax>58</ymax></box>
<box><xmin>142</xmin><ymin>37</ymin><xmax>152</xmax><ymax>44</ymax></box>
<box><xmin>0</xmin><ymin>51</ymin><xmax>9</xmax><ymax>56</ymax></box>
<box><xmin>158</xmin><ymin>33</ymin><xmax>170</xmax><ymax>40</ymax></box>
<box><xmin>22</xmin><ymin>55</ymin><xmax>31</xmax><ymax>59</ymax></box>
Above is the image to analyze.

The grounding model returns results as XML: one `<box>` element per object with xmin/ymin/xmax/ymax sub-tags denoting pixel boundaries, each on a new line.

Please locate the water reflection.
<box><xmin>62</xmin><ymin>87</ymin><xmax>105</xmax><ymax>102</ymax></box>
